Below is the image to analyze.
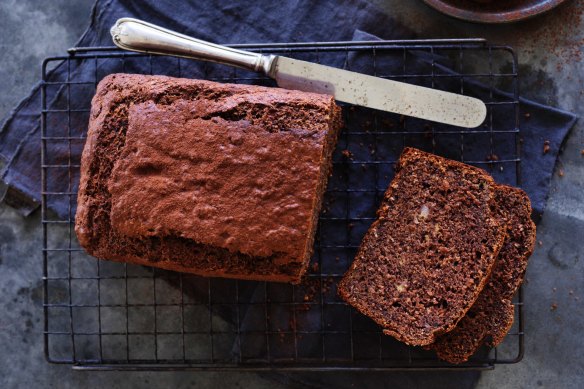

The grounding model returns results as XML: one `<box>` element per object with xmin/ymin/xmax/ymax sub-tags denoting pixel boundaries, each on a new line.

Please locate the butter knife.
<box><xmin>110</xmin><ymin>18</ymin><xmax>486</xmax><ymax>128</ymax></box>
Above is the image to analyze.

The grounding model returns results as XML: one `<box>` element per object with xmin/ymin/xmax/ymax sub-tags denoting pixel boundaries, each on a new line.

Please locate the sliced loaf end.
<box><xmin>339</xmin><ymin>147</ymin><xmax>506</xmax><ymax>346</ymax></box>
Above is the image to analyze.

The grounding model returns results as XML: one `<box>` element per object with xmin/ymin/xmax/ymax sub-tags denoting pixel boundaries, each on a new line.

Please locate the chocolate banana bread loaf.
<box><xmin>429</xmin><ymin>185</ymin><xmax>536</xmax><ymax>363</ymax></box>
<box><xmin>75</xmin><ymin>74</ymin><xmax>342</xmax><ymax>283</ymax></box>
<box><xmin>338</xmin><ymin>148</ymin><xmax>506</xmax><ymax>346</ymax></box>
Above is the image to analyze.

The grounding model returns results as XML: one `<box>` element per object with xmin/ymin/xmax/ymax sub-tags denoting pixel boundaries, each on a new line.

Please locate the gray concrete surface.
<box><xmin>0</xmin><ymin>0</ymin><xmax>582</xmax><ymax>388</ymax></box>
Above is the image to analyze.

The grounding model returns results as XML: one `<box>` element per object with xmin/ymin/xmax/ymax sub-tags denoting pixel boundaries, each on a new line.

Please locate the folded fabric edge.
<box><xmin>1</xmin><ymin>184</ymin><xmax>40</xmax><ymax>217</ymax></box>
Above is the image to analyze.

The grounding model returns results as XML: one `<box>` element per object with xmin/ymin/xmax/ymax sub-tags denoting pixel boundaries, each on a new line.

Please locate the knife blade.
<box><xmin>110</xmin><ymin>18</ymin><xmax>486</xmax><ymax>128</ymax></box>
<box><xmin>273</xmin><ymin>57</ymin><xmax>485</xmax><ymax>128</ymax></box>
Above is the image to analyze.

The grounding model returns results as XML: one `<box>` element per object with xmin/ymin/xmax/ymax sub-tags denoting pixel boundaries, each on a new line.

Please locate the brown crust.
<box><xmin>338</xmin><ymin>148</ymin><xmax>506</xmax><ymax>346</ymax></box>
<box><xmin>429</xmin><ymin>185</ymin><xmax>536</xmax><ymax>363</ymax></box>
<box><xmin>75</xmin><ymin>74</ymin><xmax>342</xmax><ymax>283</ymax></box>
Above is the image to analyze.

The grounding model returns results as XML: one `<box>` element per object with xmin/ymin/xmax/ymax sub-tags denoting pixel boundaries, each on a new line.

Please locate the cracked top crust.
<box><xmin>109</xmin><ymin>99</ymin><xmax>327</xmax><ymax>260</ymax></box>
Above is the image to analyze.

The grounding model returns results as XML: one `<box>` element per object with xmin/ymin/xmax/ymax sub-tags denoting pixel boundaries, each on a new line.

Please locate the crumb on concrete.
<box><xmin>321</xmin><ymin>277</ymin><xmax>334</xmax><ymax>294</ymax></box>
<box><xmin>486</xmin><ymin>153</ymin><xmax>499</xmax><ymax>162</ymax></box>
<box><xmin>311</xmin><ymin>262</ymin><xmax>319</xmax><ymax>273</ymax></box>
<box><xmin>341</xmin><ymin>149</ymin><xmax>353</xmax><ymax>159</ymax></box>
<box><xmin>297</xmin><ymin>277</ymin><xmax>320</xmax><ymax>311</ymax></box>
<box><xmin>550</xmin><ymin>303</ymin><xmax>558</xmax><ymax>311</ymax></box>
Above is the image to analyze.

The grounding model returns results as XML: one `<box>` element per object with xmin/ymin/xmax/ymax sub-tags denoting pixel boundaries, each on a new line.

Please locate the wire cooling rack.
<box><xmin>41</xmin><ymin>39</ymin><xmax>523</xmax><ymax>370</ymax></box>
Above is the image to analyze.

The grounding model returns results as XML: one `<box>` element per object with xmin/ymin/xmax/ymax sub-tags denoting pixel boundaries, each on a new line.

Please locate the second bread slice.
<box><xmin>338</xmin><ymin>148</ymin><xmax>506</xmax><ymax>346</ymax></box>
<box><xmin>428</xmin><ymin>185</ymin><xmax>536</xmax><ymax>363</ymax></box>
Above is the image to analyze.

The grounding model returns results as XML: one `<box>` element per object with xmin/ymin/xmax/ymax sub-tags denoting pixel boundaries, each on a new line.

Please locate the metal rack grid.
<box><xmin>41</xmin><ymin>39</ymin><xmax>522</xmax><ymax>371</ymax></box>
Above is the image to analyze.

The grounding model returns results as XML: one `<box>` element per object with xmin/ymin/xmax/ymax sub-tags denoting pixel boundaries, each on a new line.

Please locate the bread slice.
<box><xmin>338</xmin><ymin>147</ymin><xmax>506</xmax><ymax>346</ymax></box>
<box><xmin>429</xmin><ymin>185</ymin><xmax>536</xmax><ymax>363</ymax></box>
<box><xmin>75</xmin><ymin>74</ymin><xmax>342</xmax><ymax>283</ymax></box>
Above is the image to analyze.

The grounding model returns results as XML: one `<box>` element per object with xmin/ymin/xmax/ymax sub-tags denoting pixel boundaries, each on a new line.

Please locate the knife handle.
<box><xmin>110</xmin><ymin>18</ymin><xmax>275</xmax><ymax>75</ymax></box>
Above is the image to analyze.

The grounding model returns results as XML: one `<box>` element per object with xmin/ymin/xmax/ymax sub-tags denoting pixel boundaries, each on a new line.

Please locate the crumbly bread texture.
<box><xmin>338</xmin><ymin>147</ymin><xmax>506</xmax><ymax>346</ymax></box>
<box><xmin>75</xmin><ymin>74</ymin><xmax>342</xmax><ymax>283</ymax></box>
<box><xmin>429</xmin><ymin>185</ymin><xmax>536</xmax><ymax>363</ymax></box>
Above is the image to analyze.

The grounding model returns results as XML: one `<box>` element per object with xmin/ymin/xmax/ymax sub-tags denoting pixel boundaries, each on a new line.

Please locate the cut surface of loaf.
<box><xmin>75</xmin><ymin>74</ymin><xmax>342</xmax><ymax>283</ymax></box>
<box><xmin>338</xmin><ymin>147</ymin><xmax>506</xmax><ymax>346</ymax></box>
<box><xmin>429</xmin><ymin>185</ymin><xmax>536</xmax><ymax>363</ymax></box>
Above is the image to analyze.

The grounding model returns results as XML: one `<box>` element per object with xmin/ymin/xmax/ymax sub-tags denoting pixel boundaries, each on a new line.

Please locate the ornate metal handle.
<box><xmin>110</xmin><ymin>18</ymin><xmax>275</xmax><ymax>75</ymax></box>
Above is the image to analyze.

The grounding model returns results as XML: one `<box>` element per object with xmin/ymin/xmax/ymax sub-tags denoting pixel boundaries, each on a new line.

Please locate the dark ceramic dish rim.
<box><xmin>422</xmin><ymin>0</ymin><xmax>568</xmax><ymax>23</ymax></box>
